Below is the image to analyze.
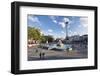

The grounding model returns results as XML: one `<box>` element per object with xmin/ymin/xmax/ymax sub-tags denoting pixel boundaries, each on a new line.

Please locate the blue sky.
<box><xmin>28</xmin><ymin>15</ymin><xmax>88</xmax><ymax>39</ymax></box>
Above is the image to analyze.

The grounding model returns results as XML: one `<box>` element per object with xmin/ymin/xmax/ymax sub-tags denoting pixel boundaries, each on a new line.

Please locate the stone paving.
<box><xmin>28</xmin><ymin>45</ymin><xmax>88</xmax><ymax>61</ymax></box>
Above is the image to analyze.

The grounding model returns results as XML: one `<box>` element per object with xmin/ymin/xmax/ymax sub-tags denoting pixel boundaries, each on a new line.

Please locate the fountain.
<box><xmin>41</xmin><ymin>40</ymin><xmax>72</xmax><ymax>51</ymax></box>
<box><xmin>41</xmin><ymin>18</ymin><xmax>73</xmax><ymax>51</ymax></box>
<box><xmin>57</xmin><ymin>40</ymin><xmax>64</xmax><ymax>47</ymax></box>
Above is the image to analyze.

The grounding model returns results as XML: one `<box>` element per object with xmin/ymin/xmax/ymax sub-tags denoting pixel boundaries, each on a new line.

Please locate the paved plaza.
<box><xmin>28</xmin><ymin>44</ymin><xmax>88</xmax><ymax>61</ymax></box>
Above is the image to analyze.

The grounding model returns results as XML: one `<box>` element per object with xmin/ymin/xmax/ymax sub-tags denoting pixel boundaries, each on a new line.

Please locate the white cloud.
<box><xmin>49</xmin><ymin>33</ymin><xmax>53</xmax><ymax>35</ymax></box>
<box><xmin>63</xmin><ymin>17</ymin><xmax>72</xmax><ymax>24</ymax></box>
<box><xmin>80</xmin><ymin>17</ymin><xmax>88</xmax><ymax>28</ymax></box>
<box><xmin>48</xmin><ymin>29</ymin><xmax>53</xmax><ymax>32</ymax></box>
<box><xmin>74</xmin><ymin>32</ymin><xmax>77</xmax><ymax>35</ymax></box>
<box><xmin>49</xmin><ymin>16</ymin><xmax>71</xmax><ymax>29</ymax></box>
<box><xmin>61</xmin><ymin>31</ymin><xmax>65</xmax><ymax>34</ymax></box>
<box><xmin>28</xmin><ymin>15</ymin><xmax>42</xmax><ymax>26</ymax></box>
<box><xmin>72</xmin><ymin>31</ymin><xmax>78</xmax><ymax>35</ymax></box>
<box><xmin>28</xmin><ymin>16</ymin><xmax>38</xmax><ymax>22</ymax></box>
<box><xmin>63</xmin><ymin>17</ymin><xmax>70</xmax><ymax>23</ymax></box>
<box><xmin>58</xmin><ymin>17</ymin><xmax>71</xmax><ymax>28</ymax></box>
<box><xmin>49</xmin><ymin>16</ymin><xmax>58</xmax><ymax>24</ymax></box>
<box><xmin>53</xmin><ymin>20</ymin><xmax>57</xmax><ymax>23</ymax></box>
<box><xmin>69</xmin><ymin>30</ymin><xmax>78</xmax><ymax>36</ymax></box>
<box><xmin>58</xmin><ymin>22</ymin><xmax>70</xmax><ymax>28</ymax></box>
<box><xmin>58</xmin><ymin>22</ymin><xmax>66</xmax><ymax>28</ymax></box>
<box><xmin>68</xmin><ymin>30</ymin><xmax>73</xmax><ymax>36</ymax></box>
<box><xmin>69</xmin><ymin>30</ymin><xmax>72</xmax><ymax>33</ymax></box>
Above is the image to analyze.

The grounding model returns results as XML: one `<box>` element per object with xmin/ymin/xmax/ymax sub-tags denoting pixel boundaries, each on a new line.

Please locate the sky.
<box><xmin>27</xmin><ymin>15</ymin><xmax>88</xmax><ymax>39</ymax></box>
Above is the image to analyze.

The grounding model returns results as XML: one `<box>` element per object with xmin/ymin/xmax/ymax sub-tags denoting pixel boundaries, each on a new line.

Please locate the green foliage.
<box><xmin>43</xmin><ymin>35</ymin><xmax>54</xmax><ymax>43</ymax></box>
<box><xmin>40</xmin><ymin>35</ymin><xmax>46</xmax><ymax>43</ymax></box>
<box><xmin>28</xmin><ymin>27</ymin><xmax>41</xmax><ymax>40</ymax></box>
<box><xmin>28</xmin><ymin>26</ymin><xmax>54</xmax><ymax>43</ymax></box>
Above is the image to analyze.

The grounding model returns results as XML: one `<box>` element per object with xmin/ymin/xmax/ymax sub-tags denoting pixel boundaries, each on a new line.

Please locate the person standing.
<box><xmin>39</xmin><ymin>52</ymin><xmax>42</xmax><ymax>59</ymax></box>
<box><xmin>42</xmin><ymin>52</ymin><xmax>45</xmax><ymax>59</ymax></box>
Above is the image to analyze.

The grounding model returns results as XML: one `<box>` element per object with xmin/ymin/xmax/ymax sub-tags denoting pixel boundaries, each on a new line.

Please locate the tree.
<box><xmin>40</xmin><ymin>35</ymin><xmax>46</xmax><ymax>43</ymax></box>
<box><xmin>28</xmin><ymin>27</ymin><xmax>54</xmax><ymax>43</ymax></box>
<box><xmin>43</xmin><ymin>35</ymin><xmax>54</xmax><ymax>43</ymax></box>
<box><xmin>28</xmin><ymin>27</ymin><xmax>41</xmax><ymax>41</ymax></box>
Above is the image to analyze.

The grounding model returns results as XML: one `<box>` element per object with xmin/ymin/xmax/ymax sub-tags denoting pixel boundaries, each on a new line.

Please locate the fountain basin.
<box><xmin>41</xmin><ymin>43</ymin><xmax>72</xmax><ymax>51</ymax></box>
